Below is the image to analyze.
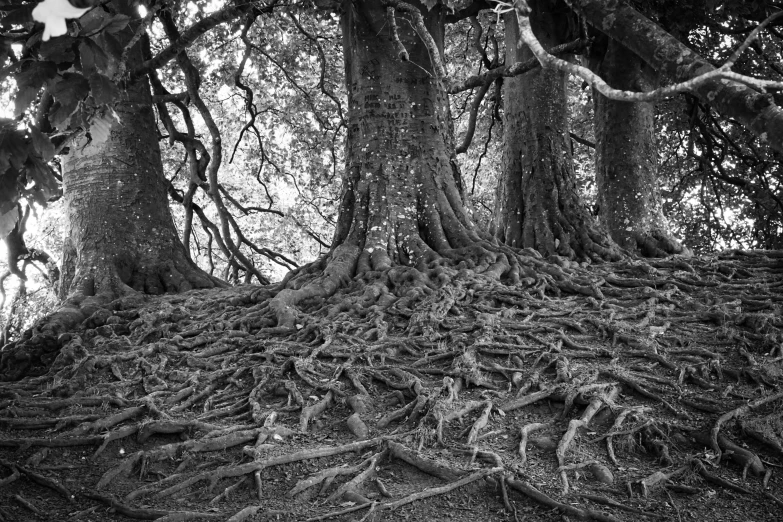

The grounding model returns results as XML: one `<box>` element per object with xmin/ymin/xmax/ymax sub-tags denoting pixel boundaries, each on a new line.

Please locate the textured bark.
<box><xmin>59</xmin><ymin>4</ymin><xmax>222</xmax><ymax>303</ymax></box>
<box><xmin>594</xmin><ymin>39</ymin><xmax>688</xmax><ymax>257</ymax></box>
<box><xmin>494</xmin><ymin>2</ymin><xmax>619</xmax><ymax>260</ymax></box>
<box><xmin>570</xmin><ymin>0</ymin><xmax>783</xmax><ymax>154</ymax></box>
<box><xmin>60</xmin><ymin>79</ymin><xmax>221</xmax><ymax>302</ymax></box>
<box><xmin>335</xmin><ymin>0</ymin><xmax>474</xmax><ymax>266</ymax></box>
<box><xmin>269</xmin><ymin>0</ymin><xmax>510</xmax><ymax>327</ymax></box>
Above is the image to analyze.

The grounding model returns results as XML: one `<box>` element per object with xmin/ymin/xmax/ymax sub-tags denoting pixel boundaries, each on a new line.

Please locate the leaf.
<box><xmin>89</xmin><ymin>113</ymin><xmax>114</xmax><ymax>145</ymax></box>
<box><xmin>0</xmin><ymin>206</ymin><xmax>20</xmax><ymax>238</ymax></box>
<box><xmin>0</xmin><ymin>150</ymin><xmax>21</xmax><ymax>215</ymax></box>
<box><xmin>49</xmin><ymin>72</ymin><xmax>89</xmax><ymax>129</ymax></box>
<box><xmin>103</xmin><ymin>14</ymin><xmax>130</xmax><ymax>34</ymax></box>
<box><xmin>39</xmin><ymin>35</ymin><xmax>76</xmax><ymax>63</ymax></box>
<box><xmin>1</xmin><ymin>4</ymin><xmax>35</xmax><ymax>28</ymax></box>
<box><xmin>79</xmin><ymin>39</ymin><xmax>109</xmax><ymax>75</ymax></box>
<box><xmin>89</xmin><ymin>73</ymin><xmax>119</xmax><ymax>106</ymax></box>
<box><xmin>0</xmin><ymin>178</ymin><xmax>19</xmax><ymax>215</ymax></box>
<box><xmin>77</xmin><ymin>7</ymin><xmax>109</xmax><ymax>35</ymax></box>
<box><xmin>0</xmin><ymin>123</ymin><xmax>29</xmax><ymax>172</ymax></box>
<box><xmin>14</xmin><ymin>87</ymin><xmax>41</xmax><ymax>118</ymax></box>
<box><xmin>0</xmin><ymin>36</ymin><xmax>9</xmax><ymax>65</ymax></box>
<box><xmin>25</xmin><ymin>155</ymin><xmax>59</xmax><ymax>200</ymax></box>
<box><xmin>14</xmin><ymin>60</ymin><xmax>58</xmax><ymax>116</ymax></box>
<box><xmin>48</xmin><ymin>101</ymin><xmax>69</xmax><ymax>131</ymax></box>
<box><xmin>30</xmin><ymin>127</ymin><xmax>55</xmax><ymax>161</ymax></box>
<box><xmin>52</xmin><ymin>72</ymin><xmax>90</xmax><ymax>103</ymax></box>
<box><xmin>77</xmin><ymin>10</ymin><xmax>129</xmax><ymax>36</ymax></box>
<box><xmin>96</xmin><ymin>31</ymin><xmax>123</xmax><ymax>62</ymax></box>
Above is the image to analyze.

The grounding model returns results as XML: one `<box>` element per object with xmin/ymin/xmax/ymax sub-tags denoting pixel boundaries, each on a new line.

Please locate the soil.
<box><xmin>1</xmin><ymin>250</ymin><xmax>782</xmax><ymax>522</ymax></box>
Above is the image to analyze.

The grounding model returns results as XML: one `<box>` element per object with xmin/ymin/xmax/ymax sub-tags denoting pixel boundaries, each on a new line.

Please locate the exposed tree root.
<box><xmin>1</xmin><ymin>251</ymin><xmax>782</xmax><ymax>520</ymax></box>
<box><xmin>505</xmin><ymin>476</ymin><xmax>624</xmax><ymax>521</ymax></box>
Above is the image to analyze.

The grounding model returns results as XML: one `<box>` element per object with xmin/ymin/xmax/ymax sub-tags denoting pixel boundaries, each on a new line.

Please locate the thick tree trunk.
<box><xmin>269</xmin><ymin>0</ymin><xmax>522</xmax><ymax>327</ymax></box>
<box><xmin>593</xmin><ymin>39</ymin><xmax>688</xmax><ymax>257</ymax></box>
<box><xmin>59</xmin><ymin>4</ymin><xmax>222</xmax><ymax>303</ymax></box>
<box><xmin>334</xmin><ymin>0</ymin><xmax>475</xmax><ymax>266</ymax></box>
<box><xmin>60</xmin><ymin>78</ymin><xmax>221</xmax><ymax>302</ymax></box>
<box><xmin>494</xmin><ymin>2</ymin><xmax>619</xmax><ymax>260</ymax></box>
<box><xmin>570</xmin><ymin>0</ymin><xmax>783</xmax><ymax>155</ymax></box>
<box><xmin>0</xmin><ymin>4</ymin><xmax>223</xmax><ymax>380</ymax></box>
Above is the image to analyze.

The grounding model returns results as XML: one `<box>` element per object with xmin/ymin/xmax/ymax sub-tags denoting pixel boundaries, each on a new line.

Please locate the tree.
<box><xmin>58</xmin><ymin>2</ymin><xmax>226</xmax><ymax>300</ymax></box>
<box><xmin>58</xmin><ymin>70</ymin><xmax>223</xmax><ymax>302</ymax></box>
<box><xmin>493</xmin><ymin>0</ymin><xmax>620</xmax><ymax>260</ymax></box>
<box><xmin>592</xmin><ymin>37</ymin><xmax>688</xmax><ymax>257</ymax></box>
<box><xmin>0</xmin><ymin>1</ymin><xmax>226</xmax><ymax>379</ymax></box>
<box><xmin>564</xmin><ymin>0</ymin><xmax>783</xmax><ymax>153</ymax></box>
<box><xmin>268</xmin><ymin>0</ymin><xmax>531</xmax><ymax>329</ymax></box>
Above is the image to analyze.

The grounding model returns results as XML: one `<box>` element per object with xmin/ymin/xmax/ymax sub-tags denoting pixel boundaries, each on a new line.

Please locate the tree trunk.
<box><xmin>593</xmin><ymin>38</ymin><xmax>688</xmax><ymax>257</ymax></box>
<box><xmin>494</xmin><ymin>1</ymin><xmax>619</xmax><ymax>260</ymax></box>
<box><xmin>60</xmin><ymin>78</ymin><xmax>221</xmax><ymax>302</ymax></box>
<box><xmin>269</xmin><ymin>0</ymin><xmax>527</xmax><ymax>327</ymax></box>
<box><xmin>59</xmin><ymin>5</ymin><xmax>222</xmax><ymax>303</ymax></box>
<box><xmin>570</xmin><ymin>0</ymin><xmax>783</xmax><ymax>155</ymax></box>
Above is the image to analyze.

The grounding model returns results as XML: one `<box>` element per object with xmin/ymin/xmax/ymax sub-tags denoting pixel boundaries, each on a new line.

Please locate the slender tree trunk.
<box><xmin>569</xmin><ymin>0</ymin><xmax>783</xmax><ymax>154</ymax></box>
<box><xmin>494</xmin><ymin>1</ymin><xmax>619</xmax><ymax>260</ymax></box>
<box><xmin>270</xmin><ymin>0</ymin><xmax>520</xmax><ymax>327</ymax></box>
<box><xmin>59</xmin><ymin>3</ymin><xmax>222</xmax><ymax>303</ymax></box>
<box><xmin>593</xmin><ymin>39</ymin><xmax>688</xmax><ymax>257</ymax></box>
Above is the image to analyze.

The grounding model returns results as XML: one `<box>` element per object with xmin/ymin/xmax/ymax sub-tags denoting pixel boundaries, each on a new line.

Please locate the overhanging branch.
<box><xmin>448</xmin><ymin>38</ymin><xmax>586</xmax><ymax>94</ymax></box>
<box><xmin>131</xmin><ymin>1</ymin><xmax>276</xmax><ymax>80</ymax></box>
<box><xmin>525</xmin><ymin>0</ymin><xmax>783</xmax><ymax>154</ymax></box>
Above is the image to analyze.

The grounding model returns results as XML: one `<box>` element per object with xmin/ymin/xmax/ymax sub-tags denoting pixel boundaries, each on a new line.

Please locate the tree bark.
<box><xmin>569</xmin><ymin>0</ymin><xmax>783</xmax><ymax>155</ymax></box>
<box><xmin>494</xmin><ymin>1</ymin><xmax>619</xmax><ymax>260</ymax></box>
<box><xmin>59</xmin><ymin>3</ymin><xmax>222</xmax><ymax>303</ymax></box>
<box><xmin>60</xmin><ymin>78</ymin><xmax>221</xmax><ymax>302</ymax></box>
<box><xmin>268</xmin><ymin>0</ymin><xmax>521</xmax><ymax>327</ymax></box>
<box><xmin>593</xmin><ymin>38</ymin><xmax>688</xmax><ymax>257</ymax></box>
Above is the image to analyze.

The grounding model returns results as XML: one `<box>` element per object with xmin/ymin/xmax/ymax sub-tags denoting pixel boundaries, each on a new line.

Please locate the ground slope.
<box><xmin>0</xmin><ymin>251</ymin><xmax>782</xmax><ymax>521</ymax></box>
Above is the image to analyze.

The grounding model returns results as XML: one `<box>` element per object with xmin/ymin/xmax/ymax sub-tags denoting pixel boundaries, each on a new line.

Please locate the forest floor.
<box><xmin>1</xmin><ymin>250</ymin><xmax>782</xmax><ymax>522</ymax></box>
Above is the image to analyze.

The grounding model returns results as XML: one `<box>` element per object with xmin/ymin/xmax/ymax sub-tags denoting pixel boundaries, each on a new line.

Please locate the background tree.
<box><xmin>57</xmin><ymin>0</ymin><xmax>225</xmax><ymax>306</ymax></box>
<box><xmin>494</xmin><ymin>0</ymin><xmax>619</xmax><ymax>260</ymax></box>
<box><xmin>591</xmin><ymin>36</ymin><xmax>688</xmax><ymax>257</ymax></box>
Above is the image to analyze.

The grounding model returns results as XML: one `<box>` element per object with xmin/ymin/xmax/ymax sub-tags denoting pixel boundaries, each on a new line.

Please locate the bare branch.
<box><xmin>382</xmin><ymin>0</ymin><xmax>448</xmax><ymax>79</ymax></box>
<box><xmin>285</xmin><ymin>10</ymin><xmax>346</xmax><ymax>127</ymax></box>
<box><xmin>554</xmin><ymin>0</ymin><xmax>783</xmax><ymax>153</ymax></box>
<box><xmin>456</xmin><ymin>80</ymin><xmax>491</xmax><ymax>154</ymax></box>
<box><xmin>386</xmin><ymin>7</ymin><xmax>410</xmax><ymax>61</ymax></box>
<box><xmin>469</xmin><ymin>16</ymin><xmax>493</xmax><ymax>70</ymax></box>
<box><xmin>724</xmin><ymin>11</ymin><xmax>783</xmax><ymax>69</ymax></box>
<box><xmin>448</xmin><ymin>38</ymin><xmax>586</xmax><ymax>93</ymax></box>
<box><xmin>132</xmin><ymin>1</ymin><xmax>269</xmax><ymax>80</ymax></box>
<box><xmin>569</xmin><ymin>132</ymin><xmax>594</xmax><ymax>149</ymax></box>
<box><xmin>158</xmin><ymin>8</ymin><xmax>270</xmax><ymax>285</ymax></box>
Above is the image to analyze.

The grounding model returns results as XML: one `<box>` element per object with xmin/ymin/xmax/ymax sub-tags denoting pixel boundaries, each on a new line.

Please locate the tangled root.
<box><xmin>1</xmin><ymin>251</ymin><xmax>782</xmax><ymax>520</ymax></box>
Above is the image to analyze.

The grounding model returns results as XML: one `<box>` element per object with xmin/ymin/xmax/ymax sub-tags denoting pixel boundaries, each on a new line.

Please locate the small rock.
<box><xmin>530</xmin><ymin>436</ymin><xmax>557</xmax><ymax>451</ymax></box>
<box><xmin>589</xmin><ymin>463</ymin><xmax>614</xmax><ymax>484</ymax></box>
<box><xmin>346</xmin><ymin>413</ymin><xmax>369</xmax><ymax>439</ymax></box>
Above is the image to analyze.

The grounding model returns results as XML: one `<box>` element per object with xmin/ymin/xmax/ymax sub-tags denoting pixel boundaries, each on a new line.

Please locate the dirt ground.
<box><xmin>1</xmin><ymin>251</ymin><xmax>782</xmax><ymax>521</ymax></box>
